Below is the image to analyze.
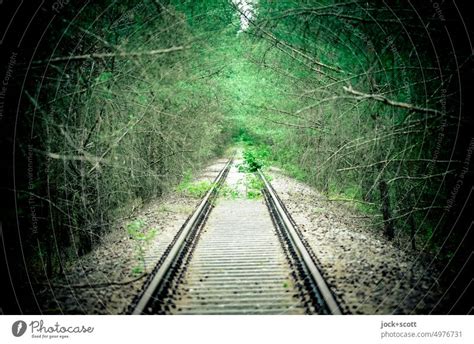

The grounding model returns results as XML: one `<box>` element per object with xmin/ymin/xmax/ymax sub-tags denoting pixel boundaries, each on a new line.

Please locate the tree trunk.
<box><xmin>379</xmin><ymin>180</ymin><xmax>395</xmax><ymax>239</ymax></box>
<box><xmin>408</xmin><ymin>193</ymin><xmax>417</xmax><ymax>250</ymax></box>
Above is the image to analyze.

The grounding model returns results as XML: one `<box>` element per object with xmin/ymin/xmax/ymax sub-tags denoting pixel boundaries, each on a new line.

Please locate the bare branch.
<box><xmin>251</xmin><ymin>103</ymin><xmax>321</xmax><ymax>127</ymax></box>
<box><xmin>386</xmin><ymin>170</ymin><xmax>455</xmax><ymax>184</ymax></box>
<box><xmin>261</xmin><ymin>116</ymin><xmax>319</xmax><ymax>130</ymax></box>
<box><xmin>337</xmin><ymin>159</ymin><xmax>461</xmax><ymax>172</ymax></box>
<box><xmin>44</xmin><ymin>152</ymin><xmax>104</xmax><ymax>164</ymax></box>
<box><xmin>343</xmin><ymin>85</ymin><xmax>443</xmax><ymax>116</ymax></box>
<box><xmin>31</xmin><ymin>46</ymin><xmax>188</xmax><ymax>65</ymax></box>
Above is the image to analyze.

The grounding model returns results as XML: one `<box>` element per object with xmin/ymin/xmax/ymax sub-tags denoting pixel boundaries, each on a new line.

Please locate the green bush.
<box><xmin>240</xmin><ymin>147</ymin><xmax>269</xmax><ymax>172</ymax></box>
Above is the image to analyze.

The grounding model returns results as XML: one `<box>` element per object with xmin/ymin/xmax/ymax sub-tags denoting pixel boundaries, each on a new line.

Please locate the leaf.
<box><xmin>96</xmin><ymin>71</ymin><xmax>113</xmax><ymax>83</ymax></box>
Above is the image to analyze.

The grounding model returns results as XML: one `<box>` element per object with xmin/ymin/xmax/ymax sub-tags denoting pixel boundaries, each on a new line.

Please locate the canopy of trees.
<box><xmin>1</xmin><ymin>0</ymin><xmax>472</xmax><ymax>313</ymax></box>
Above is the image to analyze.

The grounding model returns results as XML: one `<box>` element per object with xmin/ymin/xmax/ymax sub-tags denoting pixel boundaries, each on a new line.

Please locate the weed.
<box><xmin>246</xmin><ymin>190</ymin><xmax>261</xmax><ymax>199</ymax></box>
<box><xmin>239</xmin><ymin>146</ymin><xmax>269</xmax><ymax>172</ymax></box>
<box><xmin>219</xmin><ymin>183</ymin><xmax>241</xmax><ymax>199</ymax></box>
<box><xmin>245</xmin><ymin>174</ymin><xmax>264</xmax><ymax>199</ymax></box>
<box><xmin>131</xmin><ymin>266</ymin><xmax>144</xmax><ymax>275</ymax></box>
<box><xmin>127</xmin><ymin>219</ymin><xmax>157</xmax><ymax>275</ymax></box>
<box><xmin>177</xmin><ymin>180</ymin><xmax>214</xmax><ymax>198</ymax></box>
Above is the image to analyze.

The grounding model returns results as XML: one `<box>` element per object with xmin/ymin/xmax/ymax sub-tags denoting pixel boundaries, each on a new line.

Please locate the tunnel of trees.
<box><xmin>1</xmin><ymin>0</ymin><xmax>472</xmax><ymax>314</ymax></box>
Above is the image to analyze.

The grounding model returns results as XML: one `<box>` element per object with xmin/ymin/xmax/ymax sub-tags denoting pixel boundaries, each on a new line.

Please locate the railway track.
<box><xmin>130</xmin><ymin>158</ymin><xmax>341</xmax><ymax>315</ymax></box>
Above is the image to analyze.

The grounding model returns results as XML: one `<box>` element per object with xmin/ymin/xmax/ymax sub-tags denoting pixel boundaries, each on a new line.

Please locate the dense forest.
<box><xmin>1</xmin><ymin>0</ymin><xmax>472</xmax><ymax>314</ymax></box>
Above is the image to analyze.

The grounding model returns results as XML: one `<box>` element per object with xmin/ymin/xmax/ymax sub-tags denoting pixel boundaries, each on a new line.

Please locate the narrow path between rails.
<box><xmin>165</xmin><ymin>161</ymin><xmax>306</xmax><ymax>314</ymax></box>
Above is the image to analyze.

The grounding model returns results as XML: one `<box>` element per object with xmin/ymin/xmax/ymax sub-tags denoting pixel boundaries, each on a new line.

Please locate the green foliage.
<box><xmin>220</xmin><ymin>0</ymin><xmax>459</xmax><ymax>254</ymax></box>
<box><xmin>245</xmin><ymin>174</ymin><xmax>264</xmax><ymax>200</ymax></box>
<box><xmin>126</xmin><ymin>219</ymin><xmax>157</xmax><ymax>275</ymax></box>
<box><xmin>127</xmin><ymin>220</ymin><xmax>157</xmax><ymax>242</ymax></box>
<box><xmin>219</xmin><ymin>183</ymin><xmax>241</xmax><ymax>199</ymax></box>
<box><xmin>279</xmin><ymin>161</ymin><xmax>307</xmax><ymax>182</ymax></box>
<box><xmin>239</xmin><ymin>147</ymin><xmax>269</xmax><ymax>172</ymax></box>
<box><xmin>177</xmin><ymin>179</ymin><xmax>214</xmax><ymax>199</ymax></box>
<box><xmin>15</xmin><ymin>0</ymin><xmax>466</xmax><ymax>286</ymax></box>
<box><xmin>15</xmin><ymin>0</ymin><xmax>240</xmax><ymax>279</ymax></box>
<box><xmin>326</xmin><ymin>183</ymin><xmax>378</xmax><ymax>215</ymax></box>
<box><xmin>95</xmin><ymin>71</ymin><xmax>113</xmax><ymax>83</ymax></box>
<box><xmin>131</xmin><ymin>266</ymin><xmax>144</xmax><ymax>276</ymax></box>
<box><xmin>23</xmin><ymin>0</ymin><xmax>232</xmax><ymax>263</ymax></box>
<box><xmin>233</xmin><ymin>128</ymin><xmax>254</xmax><ymax>144</ymax></box>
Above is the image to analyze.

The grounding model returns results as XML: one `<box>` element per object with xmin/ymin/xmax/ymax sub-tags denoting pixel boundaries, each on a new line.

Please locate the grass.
<box><xmin>217</xmin><ymin>177</ymin><xmax>264</xmax><ymax>200</ymax></box>
<box><xmin>245</xmin><ymin>174</ymin><xmax>264</xmax><ymax>199</ymax></box>
<box><xmin>326</xmin><ymin>182</ymin><xmax>379</xmax><ymax>215</ymax></box>
<box><xmin>177</xmin><ymin>178</ymin><xmax>215</xmax><ymax>199</ymax></box>
<box><xmin>126</xmin><ymin>219</ymin><xmax>158</xmax><ymax>275</ymax></box>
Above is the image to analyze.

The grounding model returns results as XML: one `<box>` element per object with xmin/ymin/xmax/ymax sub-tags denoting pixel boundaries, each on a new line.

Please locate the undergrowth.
<box><xmin>177</xmin><ymin>176</ymin><xmax>215</xmax><ymax>199</ymax></box>
<box><xmin>126</xmin><ymin>219</ymin><xmax>157</xmax><ymax>275</ymax></box>
<box><xmin>246</xmin><ymin>174</ymin><xmax>264</xmax><ymax>199</ymax></box>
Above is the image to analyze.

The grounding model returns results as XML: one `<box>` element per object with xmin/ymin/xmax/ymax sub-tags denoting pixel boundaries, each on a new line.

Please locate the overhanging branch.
<box><xmin>32</xmin><ymin>46</ymin><xmax>188</xmax><ymax>65</ymax></box>
<box><xmin>343</xmin><ymin>85</ymin><xmax>443</xmax><ymax>116</ymax></box>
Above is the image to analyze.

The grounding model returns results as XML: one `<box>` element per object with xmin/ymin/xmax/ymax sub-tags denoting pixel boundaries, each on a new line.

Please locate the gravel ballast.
<box><xmin>268</xmin><ymin>168</ymin><xmax>443</xmax><ymax>314</ymax></box>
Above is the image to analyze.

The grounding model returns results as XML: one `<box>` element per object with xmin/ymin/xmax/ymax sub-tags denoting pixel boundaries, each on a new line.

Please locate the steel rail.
<box><xmin>131</xmin><ymin>158</ymin><xmax>233</xmax><ymax>314</ymax></box>
<box><xmin>130</xmin><ymin>158</ymin><xmax>341</xmax><ymax>315</ymax></box>
<box><xmin>258</xmin><ymin>170</ymin><xmax>342</xmax><ymax>315</ymax></box>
